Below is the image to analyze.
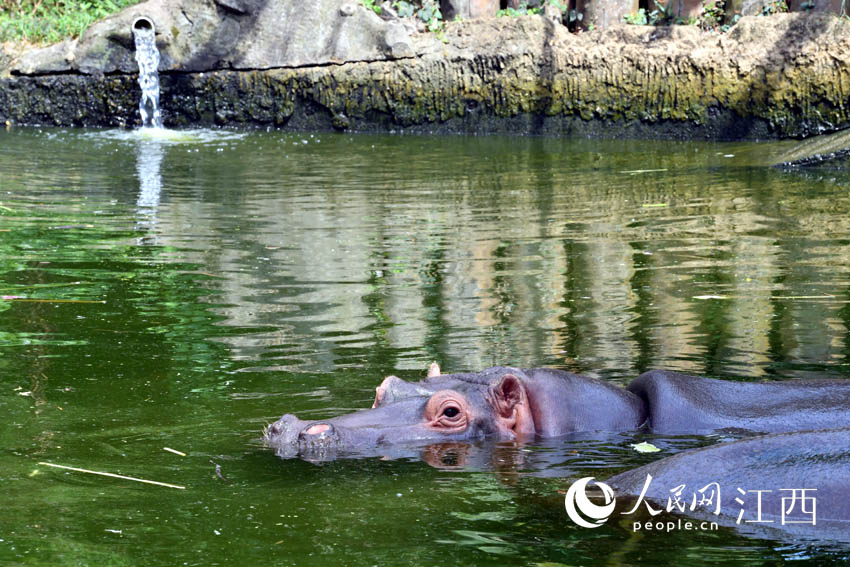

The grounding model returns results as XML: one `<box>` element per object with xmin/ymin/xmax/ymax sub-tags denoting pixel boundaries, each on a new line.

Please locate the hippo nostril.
<box><xmin>301</xmin><ymin>423</ymin><xmax>335</xmax><ymax>438</ymax></box>
<box><xmin>298</xmin><ymin>423</ymin><xmax>340</xmax><ymax>450</ymax></box>
<box><xmin>304</xmin><ymin>423</ymin><xmax>331</xmax><ymax>436</ymax></box>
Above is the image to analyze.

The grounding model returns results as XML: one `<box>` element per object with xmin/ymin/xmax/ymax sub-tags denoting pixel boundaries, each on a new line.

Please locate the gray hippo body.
<box><xmin>264</xmin><ymin>365</ymin><xmax>850</xmax><ymax>457</ymax></box>
<box><xmin>264</xmin><ymin>365</ymin><xmax>850</xmax><ymax>543</ymax></box>
<box><xmin>607</xmin><ymin>428</ymin><xmax>850</xmax><ymax>543</ymax></box>
<box><xmin>627</xmin><ymin>370</ymin><xmax>850</xmax><ymax>434</ymax></box>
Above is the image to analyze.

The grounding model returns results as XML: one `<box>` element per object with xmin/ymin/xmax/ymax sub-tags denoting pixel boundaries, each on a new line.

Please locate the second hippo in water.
<box><xmin>264</xmin><ymin>364</ymin><xmax>850</xmax><ymax>459</ymax></box>
<box><xmin>606</xmin><ymin>427</ymin><xmax>850</xmax><ymax>542</ymax></box>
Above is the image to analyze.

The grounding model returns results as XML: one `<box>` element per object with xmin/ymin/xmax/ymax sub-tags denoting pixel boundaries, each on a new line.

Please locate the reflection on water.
<box><xmin>1</xmin><ymin>128</ymin><xmax>850</xmax><ymax>566</ymax></box>
<box><xmin>135</xmin><ymin>137</ymin><xmax>163</xmax><ymax>241</ymax></box>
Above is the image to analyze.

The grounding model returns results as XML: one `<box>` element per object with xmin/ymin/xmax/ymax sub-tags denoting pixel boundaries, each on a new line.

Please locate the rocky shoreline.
<box><xmin>2</xmin><ymin>3</ymin><xmax>850</xmax><ymax>140</ymax></box>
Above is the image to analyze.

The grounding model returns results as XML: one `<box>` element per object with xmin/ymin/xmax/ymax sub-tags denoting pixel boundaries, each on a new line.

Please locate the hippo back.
<box><xmin>627</xmin><ymin>370</ymin><xmax>850</xmax><ymax>434</ymax></box>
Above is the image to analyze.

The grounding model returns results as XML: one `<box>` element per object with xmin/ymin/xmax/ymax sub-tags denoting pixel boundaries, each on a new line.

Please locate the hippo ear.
<box><xmin>490</xmin><ymin>374</ymin><xmax>536</xmax><ymax>437</ymax></box>
<box><xmin>491</xmin><ymin>374</ymin><xmax>525</xmax><ymax>418</ymax></box>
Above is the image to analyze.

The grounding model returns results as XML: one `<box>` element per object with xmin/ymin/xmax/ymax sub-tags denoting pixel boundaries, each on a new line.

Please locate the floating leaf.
<box><xmin>631</xmin><ymin>442</ymin><xmax>661</xmax><ymax>453</ymax></box>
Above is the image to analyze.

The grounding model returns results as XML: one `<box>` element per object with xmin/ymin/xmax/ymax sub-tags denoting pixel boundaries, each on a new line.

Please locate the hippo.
<box><xmin>606</xmin><ymin>428</ymin><xmax>850</xmax><ymax>543</ymax></box>
<box><xmin>264</xmin><ymin>364</ymin><xmax>850</xmax><ymax>459</ymax></box>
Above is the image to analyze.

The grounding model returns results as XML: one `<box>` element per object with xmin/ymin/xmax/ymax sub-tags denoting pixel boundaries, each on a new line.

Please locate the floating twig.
<box><xmin>620</xmin><ymin>169</ymin><xmax>668</xmax><ymax>174</ymax></box>
<box><xmin>38</xmin><ymin>462</ymin><xmax>185</xmax><ymax>490</ymax></box>
<box><xmin>210</xmin><ymin>460</ymin><xmax>228</xmax><ymax>483</ymax></box>
<box><xmin>771</xmin><ymin>295</ymin><xmax>836</xmax><ymax>300</ymax></box>
<box><xmin>0</xmin><ymin>282</ymin><xmax>82</xmax><ymax>292</ymax></box>
<box><xmin>694</xmin><ymin>294</ymin><xmax>839</xmax><ymax>301</ymax></box>
<box><xmin>163</xmin><ymin>447</ymin><xmax>186</xmax><ymax>457</ymax></box>
<box><xmin>49</xmin><ymin>224</ymin><xmax>94</xmax><ymax>230</ymax></box>
<box><xmin>9</xmin><ymin>299</ymin><xmax>106</xmax><ymax>304</ymax></box>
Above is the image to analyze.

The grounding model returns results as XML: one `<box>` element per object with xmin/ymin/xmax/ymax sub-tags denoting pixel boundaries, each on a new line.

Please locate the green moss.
<box><xmin>163</xmin><ymin>56</ymin><xmax>850</xmax><ymax>137</ymax></box>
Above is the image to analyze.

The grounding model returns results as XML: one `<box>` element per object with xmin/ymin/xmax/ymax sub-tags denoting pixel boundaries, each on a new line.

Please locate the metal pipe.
<box><xmin>131</xmin><ymin>17</ymin><xmax>155</xmax><ymax>36</ymax></box>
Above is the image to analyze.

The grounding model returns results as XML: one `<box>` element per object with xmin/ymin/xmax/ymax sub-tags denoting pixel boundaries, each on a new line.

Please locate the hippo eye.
<box><xmin>425</xmin><ymin>390</ymin><xmax>469</xmax><ymax>432</ymax></box>
<box><xmin>442</xmin><ymin>406</ymin><xmax>460</xmax><ymax>418</ymax></box>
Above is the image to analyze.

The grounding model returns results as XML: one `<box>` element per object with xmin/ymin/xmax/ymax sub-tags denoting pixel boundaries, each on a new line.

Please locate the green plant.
<box><xmin>393</xmin><ymin>0</ymin><xmax>443</xmax><ymax>32</ymax></box>
<box><xmin>393</xmin><ymin>0</ymin><xmax>416</xmax><ymax>17</ymax></box>
<box><xmin>623</xmin><ymin>0</ymin><xmax>735</xmax><ymax>29</ymax></box>
<box><xmin>0</xmin><ymin>0</ymin><xmax>142</xmax><ymax>44</ymax></box>
<box><xmin>699</xmin><ymin>0</ymin><xmax>724</xmax><ymax>29</ymax></box>
<box><xmin>623</xmin><ymin>1</ymin><xmax>672</xmax><ymax>26</ymax></box>
<box><xmin>497</xmin><ymin>2</ymin><xmax>542</xmax><ymax>17</ymax></box>
<box><xmin>761</xmin><ymin>0</ymin><xmax>788</xmax><ymax>15</ymax></box>
<box><xmin>648</xmin><ymin>0</ymin><xmax>674</xmax><ymax>24</ymax></box>
<box><xmin>624</xmin><ymin>0</ymin><xmax>673</xmax><ymax>26</ymax></box>
<box><xmin>361</xmin><ymin>0</ymin><xmax>382</xmax><ymax>14</ymax></box>
<box><xmin>623</xmin><ymin>7</ymin><xmax>648</xmax><ymax>24</ymax></box>
<box><xmin>720</xmin><ymin>12</ymin><xmax>740</xmax><ymax>31</ymax></box>
<box><xmin>418</xmin><ymin>0</ymin><xmax>443</xmax><ymax>31</ymax></box>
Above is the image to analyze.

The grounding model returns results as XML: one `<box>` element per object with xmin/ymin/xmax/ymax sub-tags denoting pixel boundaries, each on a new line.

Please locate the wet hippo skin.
<box><xmin>627</xmin><ymin>369</ymin><xmax>850</xmax><ymax>434</ymax></box>
<box><xmin>264</xmin><ymin>365</ymin><xmax>850</xmax><ymax>457</ymax></box>
<box><xmin>607</xmin><ymin>428</ymin><xmax>850</xmax><ymax>542</ymax></box>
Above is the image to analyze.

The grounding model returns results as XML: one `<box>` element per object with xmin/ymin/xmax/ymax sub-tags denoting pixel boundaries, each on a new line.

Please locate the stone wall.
<box><xmin>2</xmin><ymin>6</ymin><xmax>850</xmax><ymax>139</ymax></box>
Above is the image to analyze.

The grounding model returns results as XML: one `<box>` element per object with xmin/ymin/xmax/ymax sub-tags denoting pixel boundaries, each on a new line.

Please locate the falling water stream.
<box><xmin>132</xmin><ymin>19</ymin><xmax>163</xmax><ymax>128</ymax></box>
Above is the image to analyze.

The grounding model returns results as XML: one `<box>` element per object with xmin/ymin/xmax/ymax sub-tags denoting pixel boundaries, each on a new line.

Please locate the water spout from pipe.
<box><xmin>131</xmin><ymin>17</ymin><xmax>163</xmax><ymax>129</ymax></box>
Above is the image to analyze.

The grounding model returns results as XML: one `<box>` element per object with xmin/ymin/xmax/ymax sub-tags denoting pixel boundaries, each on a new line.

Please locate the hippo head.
<box><xmin>264</xmin><ymin>366</ymin><xmax>538</xmax><ymax>461</ymax></box>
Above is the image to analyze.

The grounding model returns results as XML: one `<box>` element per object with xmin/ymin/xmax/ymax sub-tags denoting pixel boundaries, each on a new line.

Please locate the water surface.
<box><xmin>2</xmin><ymin>127</ymin><xmax>850</xmax><ymax>566</ymax></box>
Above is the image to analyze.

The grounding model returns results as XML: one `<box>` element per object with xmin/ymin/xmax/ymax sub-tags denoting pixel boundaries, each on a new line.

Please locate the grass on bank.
<box><xmin>0</xmin><ymin>0</ymin><xmax>141</xmax><ymax>45</ymax></box>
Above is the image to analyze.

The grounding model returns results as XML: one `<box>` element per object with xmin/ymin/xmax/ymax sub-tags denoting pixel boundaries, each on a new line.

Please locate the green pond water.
<box><xmin>1</xmin><ymin>127</ymin><xmax>850</xmax><ymax>566</ymax></box>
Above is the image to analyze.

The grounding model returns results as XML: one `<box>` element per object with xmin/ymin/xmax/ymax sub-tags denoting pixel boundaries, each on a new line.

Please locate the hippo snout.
<box><xmin>265</xmin><ymin>413</ymin><xmax>301</xmax><ymax>442</ymax></box>
<box><xmin>264</xmin><ymin>414</ymin><xmax>344</xmax><ymax>454</ymax></box>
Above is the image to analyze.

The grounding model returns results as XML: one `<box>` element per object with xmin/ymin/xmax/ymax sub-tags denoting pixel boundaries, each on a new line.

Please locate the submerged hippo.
<box><xmin>607</xmin><ymin>428</ymin><xmax>850</xmax><ymax>543</ymax></box>
<box><xmin>264</xmin><ymin>364</ymin><xmax>850</xmax><ymax>458</ymax></box>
